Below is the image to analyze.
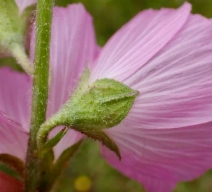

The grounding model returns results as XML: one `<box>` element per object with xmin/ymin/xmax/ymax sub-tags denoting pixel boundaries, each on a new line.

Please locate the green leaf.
<box><xmin>0</xmin><ymin>162</ymin><xmax>21</xmax><ymax>180</ymax></box>
<box><xmin>0</xmin><ymin>154</ymin><xmax>24</xmax><ymax>180</ymax></box>
<box><xmin>80</xmin><ymin>130</ymin><xmax>121</xmax><ymax>159</ymax></box>
<box><xmin>38</xmin><ymin>127</ymin><xmax>69</xmax><ymax>158</ymax></box>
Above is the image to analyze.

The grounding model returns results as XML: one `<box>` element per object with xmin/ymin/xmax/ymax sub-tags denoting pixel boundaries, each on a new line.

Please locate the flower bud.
<box><xmin>38</xmin><ymin>69</ymin><xmax>138</xmax><ymax>158</ymax></box>
<box><xmin>64</xmin><ymin>78</ymin><xmax>138</xmax><ymax>131</ymax></box>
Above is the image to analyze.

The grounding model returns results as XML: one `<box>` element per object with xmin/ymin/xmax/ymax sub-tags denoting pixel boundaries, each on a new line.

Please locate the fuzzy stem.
<box><xmin>37</xmin><ymin>111</ymin><xmax>69</xmax><ymax>149</ymax></box>
<box><xmin>10</xmin><ymin>43</ymin><xmax>34</xmax><ymax>75</ymax></box>
<box><xmin>24</xmin><ymin>0</ymin><xmax>53</xmax><ymax>191</ymax></box>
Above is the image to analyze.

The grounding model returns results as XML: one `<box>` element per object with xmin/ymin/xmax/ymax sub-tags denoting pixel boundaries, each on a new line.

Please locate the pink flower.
<box><xmin>15</xmin><ymin>0</ymin><xmax>36</xmax><ymax>13</ymax></box>
<box><xmin>1</xmin><ymin>3</ymin><xmax>212</xmax><ymax>192</ymax></box>
<box><xmin>0</xmin><ymin>4</ymin><xmax>96</xmax><ymax>161</ymax></box>
<box><xmin>91</xmin><ymin>2</ymin><xmax>212</xmax><ymax>192</ymax></box>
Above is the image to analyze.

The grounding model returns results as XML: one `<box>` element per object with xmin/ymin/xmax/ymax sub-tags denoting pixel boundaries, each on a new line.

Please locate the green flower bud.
<box><xmin>37</xmin><ymin>69</ymin><xmax>139</xmax><ymax>158</ymax></box>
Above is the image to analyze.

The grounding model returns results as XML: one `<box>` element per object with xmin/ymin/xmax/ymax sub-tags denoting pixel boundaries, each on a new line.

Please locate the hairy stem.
<box><xmin>24</xmin><ymin>0</ymin><xmax>53</xmax><ymax>191</ymax></box>
<box><xmin>10</xmin><ymin>43</ymin><xmax>34</xmax><ymax>75</ymax></box>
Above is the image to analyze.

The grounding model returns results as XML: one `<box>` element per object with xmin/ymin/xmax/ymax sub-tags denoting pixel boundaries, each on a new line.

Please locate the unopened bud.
<box><xmin>37</xmin><ymin>69</ymin><xmax>138</xmax><ymax>158</ymax></box>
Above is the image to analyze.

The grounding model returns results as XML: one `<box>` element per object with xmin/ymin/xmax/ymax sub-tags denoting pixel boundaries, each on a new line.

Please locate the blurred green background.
<box><xmin>2</xmin><ymin>0</ymin><xmax>212</xmax><ymax>191</ymax></box>
<box><xmin>55</xmin><ymin>0</ymin><xmax>212</xmax><ymax>46</ymax></box>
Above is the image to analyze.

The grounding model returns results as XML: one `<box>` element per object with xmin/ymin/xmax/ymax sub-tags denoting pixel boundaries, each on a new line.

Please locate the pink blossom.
<box><xmin>0</xmin><ymin>4</ymin><xmax>97</xmax><ymax>160</ymax></box>
<box><xmin>1</xmin><ymin>3</ymin><xmax>212</xmax><ymax>192</ymax></box>
<box><xmin>91</xmin><ymin>2</ymin><xmax>212</xmax><ymax>192</ymax></box>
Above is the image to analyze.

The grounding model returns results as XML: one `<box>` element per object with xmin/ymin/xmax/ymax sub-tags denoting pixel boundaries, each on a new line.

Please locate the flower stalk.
<box><xmin>24</xmin><ymin>0</ymin><xmax>53</xmax><ymax>191</ymax></box>
<box><xmin>10</xmin><ymin>43</ymin><xmax>34</xmax><ymax>75</ymax></box>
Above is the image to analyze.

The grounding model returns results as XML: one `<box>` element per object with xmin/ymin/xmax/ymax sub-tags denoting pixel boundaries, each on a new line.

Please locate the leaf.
<box><xmin>38</xmin><ymin>127</ymin><xmax>69</xmax><ymax>158</ymax></box>
<box><xmin>0</xmin><ymin>154</ymin><xmax>24</xmax><ymax>180</ymax></box>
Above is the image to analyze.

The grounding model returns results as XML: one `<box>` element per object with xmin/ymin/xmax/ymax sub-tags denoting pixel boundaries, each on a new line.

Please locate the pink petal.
<box><xmin>103</xmin><ymin>121</ymin><xmax>212</xmax><ymax>192</ymax></box>
<box><xmin>38</xmin><ymin>4</ymin><xmax>98</xmax><ymax>157</ymax></box>
<box><xmin>0</xmin><ymin>111</ymin><xmax>28</xmax><ymax>161</ymax></box>
<box><xmin>123</xmin><ymin>13</ymin><xmax>212</xmax><ymax>129</ymax></box>
<box><xmin>0</xmin><ymin>67</ymin><xmax>32</xmax><ymax>131</ymax></box>
<box><xmin>90</xmin><ymin>3</ymin><xmax>191</xmax><ymax>83</ymax></box>
<box><xmin>96</xmin><ymin>3</ymin><xmax>212</xmax><ymax>191</ymax></box>
<box><xmin>46</xmin><ymin>4</ymin><xmax>97</xmax><ymax>117</ymax></box>
<box><xmin>15</xmin><ymin>0</ymin><xmax>36</xmax><ymax>13</ymax></box>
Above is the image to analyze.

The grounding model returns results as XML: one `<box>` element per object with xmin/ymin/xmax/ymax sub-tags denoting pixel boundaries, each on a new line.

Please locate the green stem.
<box><xmin>37</xmin><ymin>110</ymin><xmax>70</xmax><ymax>149</ymax></box>
<box><xmin>24</xmin><ymin>0</ymin><xmax>53</xmax><ymax>191</ymax></box>
<box><xmin>10</xmin><ymin>43</ymin><xmax>34</xmax><ymax>75</ymax></box>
